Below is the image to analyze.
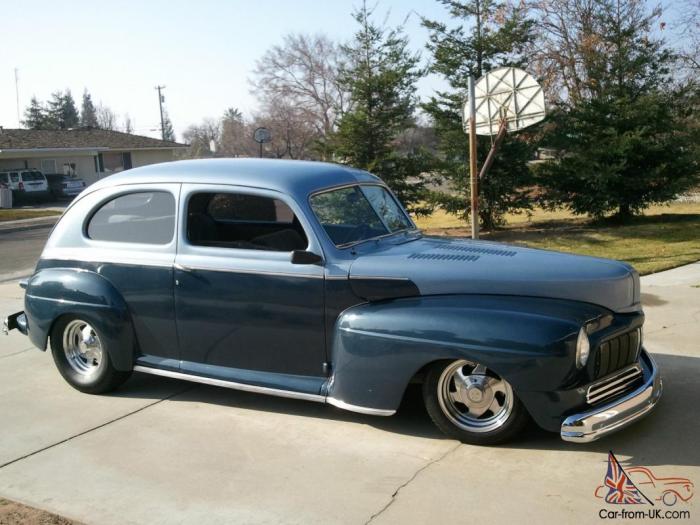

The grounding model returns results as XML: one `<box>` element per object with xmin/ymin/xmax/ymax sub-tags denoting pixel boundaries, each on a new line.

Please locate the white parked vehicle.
<box><xmin>0</xmin><ymin>170</ymin><xmax>50</xmax><ymax>202</ymax></box>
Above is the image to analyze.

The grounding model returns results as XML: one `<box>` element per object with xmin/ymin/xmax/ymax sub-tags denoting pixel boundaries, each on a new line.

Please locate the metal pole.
<box><xmin>14</xmin><ymin>68</ymin><xmax>20</xmax><ymax>127</ymax></box>
<box><xmin>468</xmin><ymin>76</ymin><xmax>479</xmax><ymax>240</ymax></box>
<box><xmin>155</xmin><ymin>85</ymin><xmax>166</xmax><ymax>140</ymax></box>
<box><xmin>259</xmin><ymin>142</ymin><xmax>263</xmax><ymax>158</ymax></box>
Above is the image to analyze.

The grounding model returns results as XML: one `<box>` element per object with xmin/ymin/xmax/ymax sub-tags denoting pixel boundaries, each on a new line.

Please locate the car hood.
<box><xmin>348</xmin><ymin>236</ymin><xmax>640</xmax><ymax>312</ymax></box>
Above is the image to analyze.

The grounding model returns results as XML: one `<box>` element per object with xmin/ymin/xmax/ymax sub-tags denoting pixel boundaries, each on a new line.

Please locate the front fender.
<box><xmin>24</xmin><ymin>268</ymin><xmax>134</xmax><ymax>370</ymax></box>
<box><xmin>327</xmin><ymin>294</ymin><xmax>608</xmax><ymax>417</ymax></box>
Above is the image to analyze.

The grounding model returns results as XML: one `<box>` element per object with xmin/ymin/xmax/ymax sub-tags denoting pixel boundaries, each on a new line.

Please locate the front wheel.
<box><xmin>50</xmin><ymin>316</ymin><xmax>131</xmax><ymax>394</ymax></box>
<box><xmin>423</xmin><ymin>359</ymin><xmax>529</xmax><ymax>445</ymax></box>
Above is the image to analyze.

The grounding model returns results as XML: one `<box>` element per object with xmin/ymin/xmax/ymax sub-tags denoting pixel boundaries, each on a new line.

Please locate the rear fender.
<box><xmin>24</xmin><ymin>268</ymin><xmax>134</xmax><ymax>370</ymax></box>
<box><xmin>327</xmin><ymin>294</ymin><xmax>608</xmax><ymax>414</ymax></box>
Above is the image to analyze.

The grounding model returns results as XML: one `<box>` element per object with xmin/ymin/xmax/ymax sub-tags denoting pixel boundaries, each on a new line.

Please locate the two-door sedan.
<box><xmin>4</xmin><ymin>159</ymin><xmax>662</xmax><ymax>444</ymax></box>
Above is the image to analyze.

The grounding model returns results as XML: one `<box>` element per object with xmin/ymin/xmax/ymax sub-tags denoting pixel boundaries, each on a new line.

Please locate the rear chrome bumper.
<box><xmin>3</xmin><ymin>311</ymin><xmax>28</xmax><ymax>336</ymax></box>
<box><xmin>560</xmin><ymin>349</ymin><xmax>662</xmax><ymax>443</ymax></box>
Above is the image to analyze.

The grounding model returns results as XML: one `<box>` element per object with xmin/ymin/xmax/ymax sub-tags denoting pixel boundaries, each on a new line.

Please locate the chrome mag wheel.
<box><xmin>437</xmin><ymin>360</ymin><xmax>514</xmax><ymax>433</ymax></box>
<box><xmin>62</xmin><ymin>320</ymin><xmax>104</xmax><ymax>376</ymax></box>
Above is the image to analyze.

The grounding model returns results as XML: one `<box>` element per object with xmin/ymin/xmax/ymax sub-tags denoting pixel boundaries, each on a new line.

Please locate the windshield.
<box><xmin>22</xmin><ymin>172</ymin><xmax>44</xmax><ymax>182</ymax></box>
<box><xmin>310</xmin><ymin>184</ymin><xmax>414</xmax><ymax>247</ymax></box>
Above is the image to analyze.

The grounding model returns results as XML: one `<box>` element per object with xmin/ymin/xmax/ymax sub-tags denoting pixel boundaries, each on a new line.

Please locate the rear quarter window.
<box><xmin>87</xmin><ymin>191</ymin><xmax>175</xmax><ymax>244</ymax></box>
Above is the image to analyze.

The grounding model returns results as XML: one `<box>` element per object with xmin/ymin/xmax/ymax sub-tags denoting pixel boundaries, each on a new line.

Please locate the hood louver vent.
<box><xmin>429</xmin><ymin>242</ymin><xmax>516</xmax><ymax>257</ymax></box>
<box><xmin>408</xmin><ymin>253</ymin><xmax>479</xmax><ymax>262</ymax></box>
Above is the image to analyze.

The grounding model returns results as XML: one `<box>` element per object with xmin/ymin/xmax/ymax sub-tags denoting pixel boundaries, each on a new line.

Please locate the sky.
<box><xmin>1</xmin><ymin>0</ymin><xmax>686</xmax><ymax>141</ymax></box>
<box><xmin>0</xmin><ymin>0</ymin><xmax>452</xmax><ymax>140</ymax></box>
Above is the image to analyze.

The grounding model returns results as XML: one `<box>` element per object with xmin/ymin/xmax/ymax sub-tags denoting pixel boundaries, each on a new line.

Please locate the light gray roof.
<box><xmin>89</xmin><ymin>158</ymin><xmax>381</xmax><ymax>197</ymax></box>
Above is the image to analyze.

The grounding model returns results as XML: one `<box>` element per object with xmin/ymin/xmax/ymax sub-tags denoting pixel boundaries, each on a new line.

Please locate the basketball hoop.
<box><xmin>462</xmin><ymin>67</ymin><xmax>546</xmax><ymax>239</ymax></box>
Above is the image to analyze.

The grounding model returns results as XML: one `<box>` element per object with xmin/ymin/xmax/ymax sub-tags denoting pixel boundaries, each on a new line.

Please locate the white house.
<box><xmin>0</xmin><ymin>128</ymin><xmax>187</xmax><ymax>185</ymax></box>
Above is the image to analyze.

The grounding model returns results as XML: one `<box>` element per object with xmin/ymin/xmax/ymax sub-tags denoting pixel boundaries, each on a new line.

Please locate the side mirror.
<box><xmin>291</xmin><ymin>250</ymin><xmax>323</xmax><ymax>265</ymax></box>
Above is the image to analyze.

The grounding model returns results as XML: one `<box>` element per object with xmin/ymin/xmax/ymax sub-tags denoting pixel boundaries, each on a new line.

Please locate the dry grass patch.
<box><xmin>0</xmin><ymin>209</ymin><xmax>61</xmax><ymax>222</ymax></box>
<box><xmin>414</xmin><ymin>202</ymin><xmax>700</xmax><ymax>275</ymax></box>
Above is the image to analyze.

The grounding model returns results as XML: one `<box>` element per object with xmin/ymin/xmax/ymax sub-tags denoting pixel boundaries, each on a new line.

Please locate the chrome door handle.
<box><xmin>173</xmin><ymin>263</ymin><xmax>193</xmax><ymax>272</ymax></box>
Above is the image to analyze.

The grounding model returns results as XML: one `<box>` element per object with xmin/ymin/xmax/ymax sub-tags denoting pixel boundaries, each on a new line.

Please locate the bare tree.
<box><xmin>530</xmin><ymin>0</ymin><xmax>667</xmax><ymax>104</ymax></box>
<box><xmin>528</xmin><ymin>0</ymin><xmax>601</xmax><ymax>103</ymax></box>
<box><xmin>123</xmin><ymin>114</ymin><xmax>134</xmax><ymax>134</ymax></box>
<box><xmin>182</xmin><ymin>118</ymin><xmax>221</xmax><ymax>158</ymax></box>
<box><xmin>218</xmin><ymin>108</ymin><xmax>258</xmax><ymax>157</ymax></box>
<box><xmin>96</xmin><ymin>103</ymin><xmax>118</xmax><ymax>130</ymax></box>
<box><xmin>253</xmin><ymin>98</ymin><xmax>319</xmax><ymax>159</ymax></box>
<box><xmin>672</xmin><ymin>0</ymin><xmax>700</xmax><ymax>74</ymax></box>
<box><xmin>251</xmin><ymin>33</ymin><xmax>346</xmax><ymax>156</ymax></box>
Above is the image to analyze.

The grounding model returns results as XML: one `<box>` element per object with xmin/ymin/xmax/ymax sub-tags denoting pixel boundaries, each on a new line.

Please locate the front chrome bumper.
<box><xmin>560</xmin><ymin>349</ymin><xmax>662</xmax><ymax>443</ymax></box>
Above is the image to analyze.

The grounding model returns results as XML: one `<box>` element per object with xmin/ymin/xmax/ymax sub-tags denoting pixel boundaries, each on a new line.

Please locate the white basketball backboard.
<box><xmin>463</xmin><ymin>67</ymin><xmax>546</xmax><ymax>136</ymax></box>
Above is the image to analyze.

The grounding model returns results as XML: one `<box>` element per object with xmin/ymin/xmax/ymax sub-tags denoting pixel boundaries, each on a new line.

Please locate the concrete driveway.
<box><xmin>0</xmin><ymin>264</ymin><xmax>698</xmax><ymax>524</ymax></box>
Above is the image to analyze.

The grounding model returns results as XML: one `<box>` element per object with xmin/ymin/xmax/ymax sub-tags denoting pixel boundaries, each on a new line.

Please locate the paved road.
<box><xmin>0</xmin><ymin>264</ymin><xmax>698</xmax><ymax>524</ymax></box>
<box><xmin>0</xmin><ymin>227</ymin><xmax>49</xmax><ymax>282</ymax></box>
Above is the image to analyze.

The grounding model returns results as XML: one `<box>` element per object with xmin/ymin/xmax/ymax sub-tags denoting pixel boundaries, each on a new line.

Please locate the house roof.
<box><xmin>0</xmin><ymin>128</ymin><xmax>187</xmax><ymax>152</ymax></box>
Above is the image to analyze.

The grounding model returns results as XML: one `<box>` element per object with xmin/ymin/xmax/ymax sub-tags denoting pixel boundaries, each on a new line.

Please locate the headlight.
<box><xmin>576</xmin><ymin>327</ymin><xmax>590</xmax><ymax>369</ymax></box>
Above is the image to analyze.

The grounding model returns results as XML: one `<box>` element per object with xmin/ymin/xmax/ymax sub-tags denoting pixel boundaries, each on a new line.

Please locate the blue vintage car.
<box><xmin>3</xmin><ymin>159</ymin><xmax>662</xmax><ymax>444</ymax></box>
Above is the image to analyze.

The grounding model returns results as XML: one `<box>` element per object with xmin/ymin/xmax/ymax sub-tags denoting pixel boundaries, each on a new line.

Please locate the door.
<box><xmin>82</xmin><ymin>185</ymin><xmax>180</xmax><ymax>366</ymax></box>
<box><xmin>174</xmin><ymin>184</ymin><xmax>327</xmax><ymax>382</ymax></box>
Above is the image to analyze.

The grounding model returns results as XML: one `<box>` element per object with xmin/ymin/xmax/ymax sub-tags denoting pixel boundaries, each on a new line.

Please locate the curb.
<box><xmin>0</xmin><ymin>216</ymin><xmax>59</xmax><ymax>235</ymax></box>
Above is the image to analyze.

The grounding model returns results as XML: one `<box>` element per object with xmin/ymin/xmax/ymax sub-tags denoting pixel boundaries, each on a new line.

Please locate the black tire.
<box><xmin>50</xmin><ymin>315</ymin><xmax>132</xmax><ymax>394</ymax></box>
<box><xmin>422</xmin><ymin>359</ymin><xmax>530</xmax><ymax>446</ymax></box>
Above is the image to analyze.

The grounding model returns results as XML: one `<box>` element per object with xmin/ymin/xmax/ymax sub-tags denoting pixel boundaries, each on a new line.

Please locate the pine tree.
<box><xmin>422</xmin><ymin>0</ymin><xmax>536</xmax><ymax>229</ymax></box>
<box><xmin>46</xmin><ymin>90</ymin><xmax>80</xmax><ymax>129</ymax></box>
<box><xmin>331</xmin><ymin>1</ymin><xmax>431</xmax><ymax>213</ymax></box>
<box><xmin>23</xmin><ymin>97</ymin><xmax>48</xmax><ymax>129</ymax></box>
<box><xmin>536</xmin><ymin>0</ymin><xmax>698</xmax><ymax>218</ymax></box>
<box><xmin>80</xmin><ymin>90</ymin><xmax>98</xmax><ymax>128</ymax></box>
<box><xmin>162</xmin><ymin>111</ymin><xmax>176</xmax><ymax>142</ymax></box>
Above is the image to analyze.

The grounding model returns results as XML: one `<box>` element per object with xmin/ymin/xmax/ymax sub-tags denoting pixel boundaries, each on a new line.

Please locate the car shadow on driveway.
<box><xmin>121</xmin><ymin>353</ymin><xmax>697</xmax><ymax>467</ymax></box>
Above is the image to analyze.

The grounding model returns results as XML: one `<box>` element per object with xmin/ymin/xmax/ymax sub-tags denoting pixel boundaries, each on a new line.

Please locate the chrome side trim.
<box><xmin>561</xmin><ymin>350</ymin><xmax>662</xmax><ymax>443</ymax></box>
<box><xmin>326</xmin><ymin>397</ymin><xmax>396</xmax><ymax>416</ymax></box>
<box><xmin>133</xmin><ymin>365</ymin><xmax>397</xmax><ymax>416</ymax></box>
<box><xmin>348</xmin><ymin>275</ymin><xmax>411</xmax><ymax>281</ymax></box>
<box><xmin>172</xmin><ymin>265</ymin><xmax>324</xmax><ymax>279</ymax></box>
<box><xmin>133</xmin><ymin>365</ymin><xmax>326</xmax><ymax>403</ymax></box>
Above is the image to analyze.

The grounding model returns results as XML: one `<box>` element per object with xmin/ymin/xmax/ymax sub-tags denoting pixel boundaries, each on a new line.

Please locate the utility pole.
<box><xmin>467</xmin><ymin>75</ymin><xmax>479</xmax><ymax>240</ymax></box>
<box><xmin>14</xmin><ymin>68</ymin><xmax>20</xmax><ymax>127</ymax></box>
<box><xmin>155</xmin><ymin>85</ymin><xmax>166</xmax><ymax>140</ymax></box>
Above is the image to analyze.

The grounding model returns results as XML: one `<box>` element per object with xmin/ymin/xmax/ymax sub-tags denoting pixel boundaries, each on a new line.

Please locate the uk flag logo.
<box><xmin>602</xmin><ymin>451</ymin><xmax>653</xmax><ymax>505</ymax></box>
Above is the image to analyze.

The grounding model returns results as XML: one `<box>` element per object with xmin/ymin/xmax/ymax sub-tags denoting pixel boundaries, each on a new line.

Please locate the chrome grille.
<box><xmin>593</xmin><ymin>328</ymin><xmax>641</xmax><ymax>378</ymax></box>
<box><xmin>587</xmin><ymin>364</ymin><xmax>643</xmax><ymax>405</ymax></box>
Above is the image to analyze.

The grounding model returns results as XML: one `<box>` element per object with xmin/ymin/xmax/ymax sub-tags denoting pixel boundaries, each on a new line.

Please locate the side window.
<box><xmin>187</xmin><ymin>192</ymin><xmax>307</xmax><ymax>252</ymax></box>
<box><xmin>9</xmin><ymin>173</ymin><xmax>19</xmax><ymax>183</ymax></box>
<box><xmin>87</xmin><ymin>191</ymin><xmax>175</xmax><ymax>244</ymax></box>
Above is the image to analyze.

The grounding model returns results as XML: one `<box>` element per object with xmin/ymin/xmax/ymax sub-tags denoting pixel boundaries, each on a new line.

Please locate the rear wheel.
<box><xmin>50</xmin><ymin>316</ymin><xmax>131</xmax><ymax>394</ymax></box>
<box><xmin>423</xmin><ymin>359</ymin><xmax>529</xmax><ymax>445</ymax></box>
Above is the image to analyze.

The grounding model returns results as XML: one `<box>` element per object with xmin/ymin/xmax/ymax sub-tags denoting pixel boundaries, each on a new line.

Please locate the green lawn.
<box><xmin>0</xmin><ymin>209</ymin><xmax>62</xmax><ymax>222</ymax></box>
<box><xmin>414</xmin><ymin>202</ymin><xmax>700</xmax><ymax>275</ymax></box>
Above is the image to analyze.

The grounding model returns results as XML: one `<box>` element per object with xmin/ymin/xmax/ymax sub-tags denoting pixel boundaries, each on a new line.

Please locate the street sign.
<box><xmin>463</xmin><ymin>67</ymin><xmax>546</xmax><ymax>136</ymax></box>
